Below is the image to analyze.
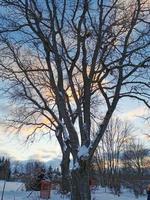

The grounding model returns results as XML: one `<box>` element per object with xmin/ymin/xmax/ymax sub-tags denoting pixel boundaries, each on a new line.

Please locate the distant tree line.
<box><xmin>9</xmin><ymin>160</ymin><xmax>61</xmax><ymax>190</ymax></box>
<box><xmin>0</xmin><ymin>157</ymin><xmax>61</xmax><ymax>183</ymax></box>
<box><xmin>0</xmin><ymin>157</ymin><xmax>11</xmax><ymax>180</ymax></box>
<box><xmin>12</xmin><ymin>160</ymin><xmax>60</xmax><ymax>179</ymax></box>
<box><xmin>22</xmin><ymin>160</ymin><xmax>61</xmax><ymax>191</ymax></box>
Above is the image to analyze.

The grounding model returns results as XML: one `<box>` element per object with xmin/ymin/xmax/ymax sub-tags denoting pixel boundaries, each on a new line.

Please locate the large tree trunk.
<box><xmin>71</xmin><ymin>160</ymin><xmax>91</xmax><ymax>200</ymax></box>
<box><xmin>56</xmin><ymin>131</ymin><xmax>71</xmax><ymax>194</ymax></box>
<box><xmin>60</xmin><ymin>149</ymin><xmax>71</xmax><ymax>194</ymax></box>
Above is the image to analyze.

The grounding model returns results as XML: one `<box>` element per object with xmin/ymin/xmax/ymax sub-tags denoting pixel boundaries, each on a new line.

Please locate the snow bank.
<box><xmin>0</xmin><ymin>181</ymin><xmax>25</xmax><ymax>192</ymax></box>
<box><xmin>0</xmin><ymin>181</ymin><xmax>147</xmax><ymax>200</ymax></box>
<box><xmin>92</xmin><ymin>187</ymin><xmax>146</xmax><ymax>200</ymax></box>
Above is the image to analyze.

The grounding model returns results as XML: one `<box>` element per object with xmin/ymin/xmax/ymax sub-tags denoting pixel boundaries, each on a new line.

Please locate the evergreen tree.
<box><xmin>0</xmin><ymin>157</ymin><xmax>11</xmax><ymax>180</ymax></box>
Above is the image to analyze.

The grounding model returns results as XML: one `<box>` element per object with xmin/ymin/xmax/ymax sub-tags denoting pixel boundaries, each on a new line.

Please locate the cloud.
<box><xmin>35</xmin><ymin>148</ymin><xmax>55</xmax><ymax>155</ymax></box>
<box><xmin>24</xmin><ymin>148</ymin><xmax>61</xmax><ymax>162</ymax></box>
<box><xmin>28</xmin><ymin>153</ymin><xmax>47</xmax><ymax>161</ymax></box>
<box><xmin>25</xmin><ymin>140</ymin><xmax>62</xmax><ymax>162</ymax></box>
<box><xmin>0</xmin><ymin>149</ymin><xmax>21</xmax><ymax>161</ymax></box>
<box><xmin>0</xmin><ymin>143</ymin><xmax>61</xmax><ymax>162</ymax></box>
<box><xmin>119</xmin><ymin>106</ymin><xmax>147</xmax><ymax>121</ymax></box>
<box><xmin>0</xmin><ymin>151</ymin><xmax>10</xmax><ymax>158</ymax></box>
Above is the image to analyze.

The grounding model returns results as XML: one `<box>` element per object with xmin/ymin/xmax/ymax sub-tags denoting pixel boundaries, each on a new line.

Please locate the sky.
<box><xmin>0</xmin><ymin>93</ymin><xmax>62</xmax><ymax>163</ymax></box>
<box><xmin>0</xmin><ymin>95</ymin><xmax>149</xmax><ymax>165</ymax></box>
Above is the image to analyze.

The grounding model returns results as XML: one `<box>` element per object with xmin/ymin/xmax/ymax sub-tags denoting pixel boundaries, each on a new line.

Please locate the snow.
<box><xmin>63</xmin><ymin>142</ymin><xmax>67</xmax><ymax>152</ymax></box>
<box><xmin>59</xmin><ymin>91</ymin><xmax>63</xmax><ymax>97</ymax></box>
<box><xmin>0</xmin><ymin>181</ymin><xmax>25</xmax><ymax>192</ymax></box>
<box><xmin>91</xmin><ymin>188</ymin><xmax>146</xmax><ymax>200</ymax></box>
<box><xmin>0</xmin><ymin>181</ymin><xmax>147</xmax><ymax>200</ymax></box>
<box><xmin>78</xmin><ymin>145</ymin><xmax>89</xmax><ymax>158</ymax></box>
<box><xmin>55</xmin><ymin>129</ymin><xmax>60</xmax><ymax>137</ymax></box>
<box><xmin>63</xmin><ymin>125</ymin><xmax>70</xmax><ymax>141</ymax></box>
<box><xmin>73</xmin><ymin>161</ymin><xmax>79</xmax><ymax>170</ymax></box>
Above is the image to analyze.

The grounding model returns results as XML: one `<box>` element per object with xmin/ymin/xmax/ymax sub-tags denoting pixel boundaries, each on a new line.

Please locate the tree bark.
<box><xmin>71</xmin><ymin>160</ymin><xmax>91</xmax><ymax>200</ymax></box>
<box><xmin>60</xmin><ymin>149</ymin><xmax>71</xmax><ymax>194</ymax></box>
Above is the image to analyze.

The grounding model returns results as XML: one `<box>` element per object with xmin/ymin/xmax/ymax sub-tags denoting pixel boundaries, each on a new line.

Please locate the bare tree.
<box><xmin>103</xmin><ymin>118</ymin><xmax>132</xmax><ymax>173</ymax></box>
<box><xmin>122</xmin><ymin>139</ymin><xmax>149</xmax><ymax>176</ymax></box>
<box><xmin>121</xmin><ymin>139</ymin><xmax>150</xmax><ymax>197</ymax></box>
<box><xmin>94</xmin><ymin>117</ymin><xmax>133</xmax><ymax>194</ymax></box>
<box><xmin>0</xmin><ymin>0</ymin><xmax>150</xmax><ymax>199</ymax></box>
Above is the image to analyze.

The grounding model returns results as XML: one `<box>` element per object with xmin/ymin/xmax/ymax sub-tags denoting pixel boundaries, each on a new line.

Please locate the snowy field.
<box><xmin>0</xmin><ymin>181</ymin><xmax>147</xmax><ymax>200</ymax></box>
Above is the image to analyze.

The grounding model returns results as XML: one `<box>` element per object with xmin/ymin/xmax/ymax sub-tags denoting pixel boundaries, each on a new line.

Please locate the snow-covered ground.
<box><xmin>0</xmin><ymin>181</ymin><xmax>147</xmax><ymax>200</ymax></box>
